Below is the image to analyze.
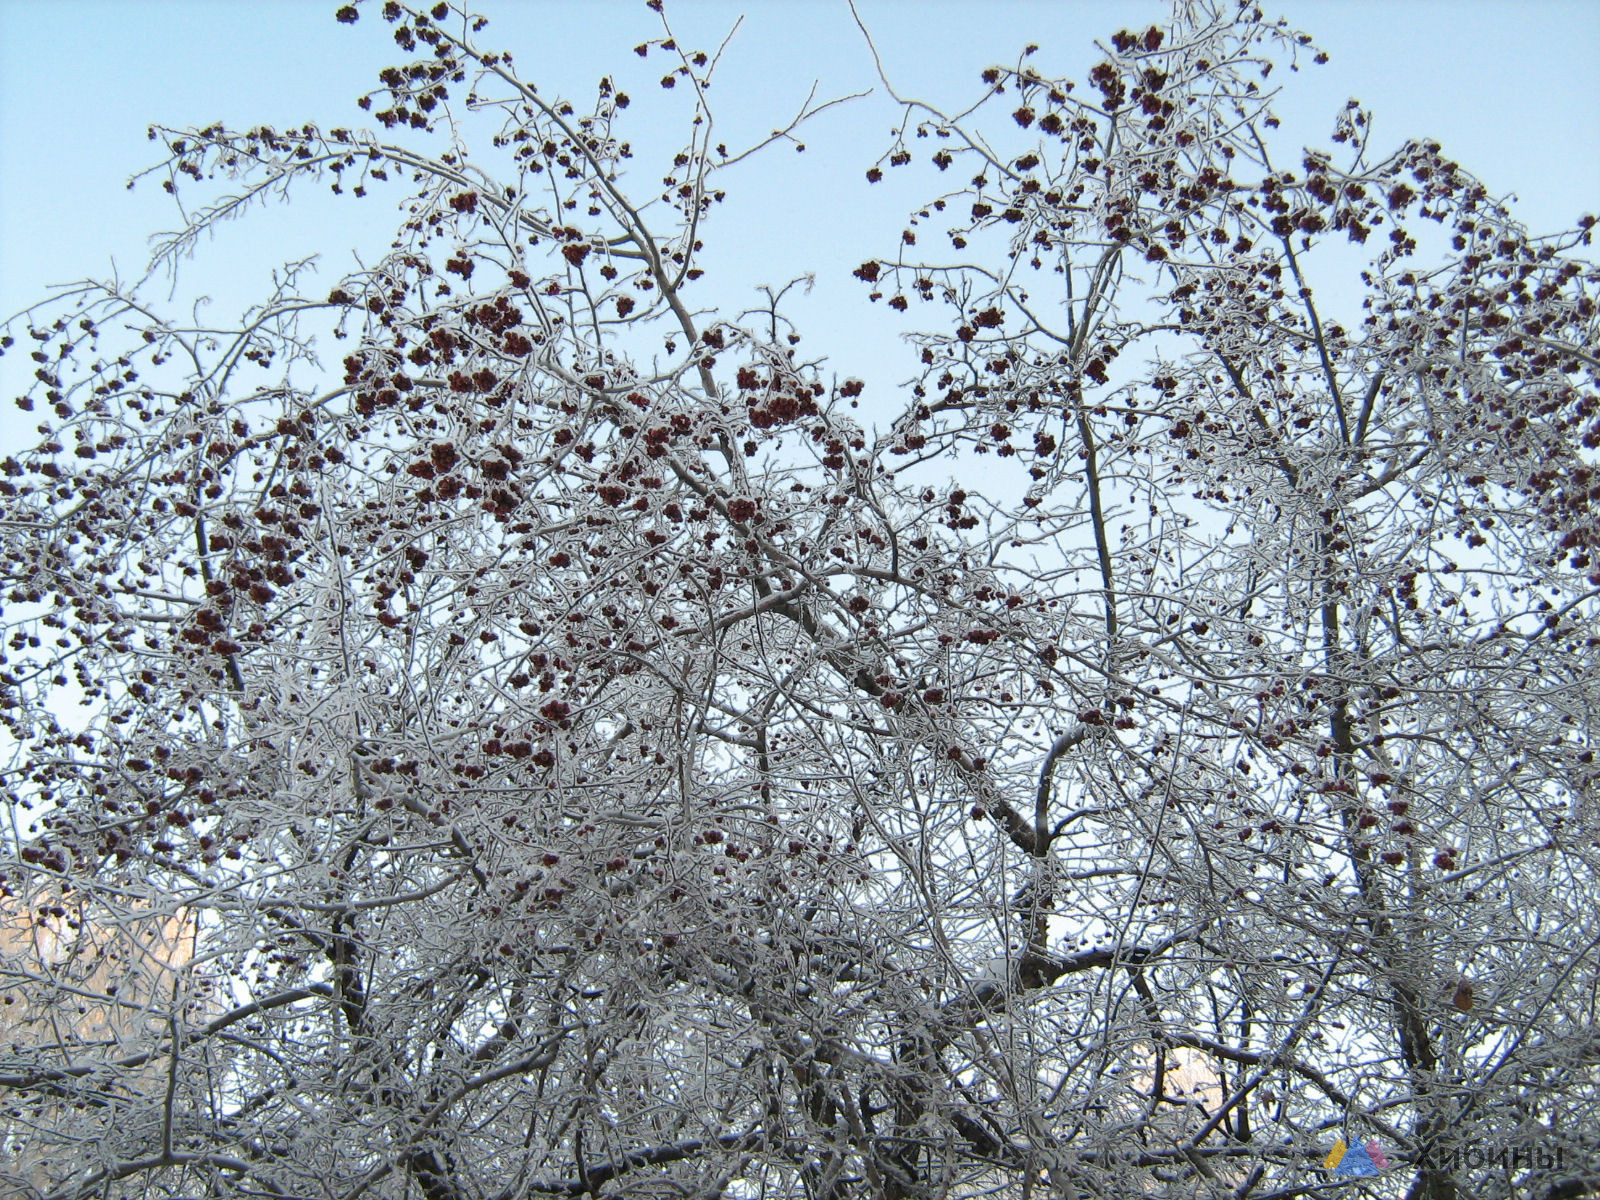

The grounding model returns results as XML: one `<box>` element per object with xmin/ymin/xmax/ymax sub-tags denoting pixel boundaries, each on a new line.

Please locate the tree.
<box><xmin>2</xmin><ymin>1</ymin><xmax>1598</xmax><ymax>1197</ymax></box>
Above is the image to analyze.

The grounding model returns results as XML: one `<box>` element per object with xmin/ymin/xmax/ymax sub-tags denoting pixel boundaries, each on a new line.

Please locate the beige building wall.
<box><xmin>1</xmin><ymin>891</ymin><xmax>196</xmax><ymax>1197</ymax></box>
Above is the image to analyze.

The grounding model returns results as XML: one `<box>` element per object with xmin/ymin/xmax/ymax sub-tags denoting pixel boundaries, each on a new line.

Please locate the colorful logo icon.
<box><xmin>1324</xmin><ymin>1138</ymin><xmax>1390</xmax><ymax>1176</ymax></box>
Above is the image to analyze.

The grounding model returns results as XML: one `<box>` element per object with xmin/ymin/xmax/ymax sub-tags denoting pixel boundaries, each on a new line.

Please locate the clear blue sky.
<box><xmin>2</xmin><ymin>0</ymin><xmax>1596</xmax><ymax>449</ymax></box>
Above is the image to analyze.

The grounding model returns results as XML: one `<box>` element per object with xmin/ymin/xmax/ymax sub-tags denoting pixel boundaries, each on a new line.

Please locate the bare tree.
<box><xmin>2</xmin><ymin>2</ymin><xmax>1597</xmax><ymax>1198</ymax></box>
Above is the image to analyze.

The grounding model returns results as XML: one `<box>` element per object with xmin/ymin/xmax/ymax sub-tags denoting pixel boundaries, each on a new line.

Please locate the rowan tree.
<box><xmin>2</xmin><ymin>2</ymin><xmax>1598</xmax><ymax>1199</ymax></box>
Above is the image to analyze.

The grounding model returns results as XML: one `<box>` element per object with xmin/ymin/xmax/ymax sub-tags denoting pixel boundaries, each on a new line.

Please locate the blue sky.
<box><xmin>2</xmin><ymin>0</ymin><xmax>1596</xmax><ymax>448</ymax></box>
